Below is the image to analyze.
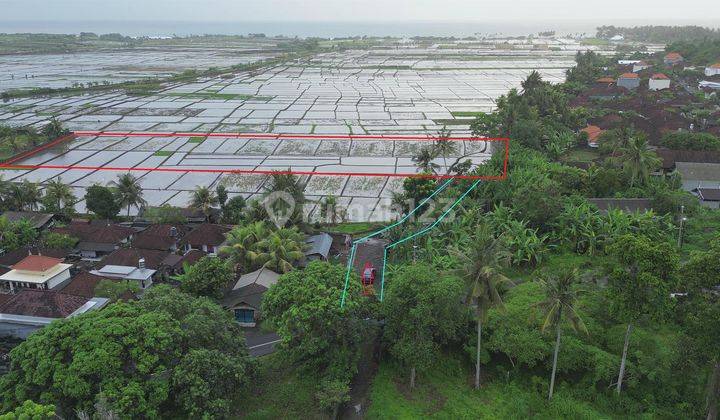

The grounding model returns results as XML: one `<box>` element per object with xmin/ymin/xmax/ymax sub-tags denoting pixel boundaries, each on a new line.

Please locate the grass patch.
<box><xmin>236</xmin><ymin>354</ymin><xmax>326</xmax><ymax>419</ymax></box>
<box><xmin>153</xmin><ymin>150</ymin><xmax>174</xmax><ymax>157</ymax></box>
<box><xmin>188</xmin><ymin>137</ymin><xmax>205</xmax><ymax>144</ymax></box>
<box><xmin>450</xmin><ymin>111</ymin><xmax>485</xmax><ymax>118</ymax></box>
<box><xmin>325</xmin><ymin>222</ymin><xmax>384</xmax><ymax>235</ymax></box>
<box><xmin>366</xmin><ymin>354</ymin><xmax>620</xmax><ymax>419</ymax></box>
<box><xmin>432</xmin><ymin>119</ymin><xmax>474</xmax><ymax>126</ymax></box>
<box><xmin>561</xmin><ymin>148</ymin><xmax>600</xmax><ymax>163</ymax></box>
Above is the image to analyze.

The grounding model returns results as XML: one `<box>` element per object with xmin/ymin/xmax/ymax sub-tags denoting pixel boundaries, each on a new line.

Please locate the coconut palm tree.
<box><xmin>220</xmin><ymin>221</ymin><xmax>269</xmax><ymax>273</ymax></box>
<box><xmin>618</xmin><ymin>135</ymin><xmax>661</xmax><ymax>187</ymax></box>
<box><xmin>254</xmin><ymin>228</ymin><xmax>305</xmax><ymax>273</ymax></box>
<box><xmin>452</xmin><ymin>226</ymin><xmax>512</xmax><ymax>389</ymax></box>
<box><xmin>111</xmin><ymin>173</ymin><xmax>146</xmax><ymax>218</ymax></box>
<box><xmin>41</xmin><ymin>117</ymin><xmax>68</xmax><ymax>140</ymax></box>
<box><xmin>434</xmin><ymin>126</ymin><xmax>455</xmax><ymax>175</ymax></box>
<box><xmin>412</xmin><ymin>147</ymin><xmax>439</xmax><ymax>174</ymax></box>
<box><xmin>521</xmin><ymin>70</ymin><xmax>544</xmax><ymax>94</ymax></box>
<box><xmin>536</xmin><ymin>269</ymin><xmax>588</xmax><ymax>400</ymax></box>
<box><xmin>189</xmin><ymin>186</ymin><xmax>219</xmax><ymax>222</ymax></box>
<box><xmin>320</xmin><ymin>195</ymin><xmax>342</xmax><ymax>224</ymax></box>
<box><xmin>10</xmin><ymin>180</ymin><xmax>41</xmax><ymax>211</ymax></box>
<box><xmin>42</xmin><ymin>178</ymin><xmax>76</xmax><ymax>217</ymax></box>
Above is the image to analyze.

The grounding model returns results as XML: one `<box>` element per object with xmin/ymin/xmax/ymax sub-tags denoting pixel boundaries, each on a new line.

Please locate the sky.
<box><xmin>0</xmin><ymin>0</ymin><xmax>718</xmax><ymax>23</ymax></box>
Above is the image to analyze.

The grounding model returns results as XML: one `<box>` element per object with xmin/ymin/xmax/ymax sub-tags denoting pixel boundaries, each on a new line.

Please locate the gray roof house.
<box><xmin>693</xmin><ymin>188</ymin><xmax>720</xmax><ymax>209</ymax></box>
<box><xmin>304</xmin><ymin>233</ymin><xmax>333</xmax><ymax>261</ymax></box>
<box><xmin>675</xmin><ymin>162</ymin><xmax>720</xmax><ymax>192</ymax></box>
<box><xmin>90</xmin><ymin>264</ymin><xmax>156</xmax><ymax>289</ymax></box>
<box><xmin>221</xmin><ymin>268</ymin><xmax>280</xmax><ymax>327</ymax></box>
<box><xmin>1</xmin><ymin>211</ymin><xmax>55</xmax><ymax>230</ymax></box>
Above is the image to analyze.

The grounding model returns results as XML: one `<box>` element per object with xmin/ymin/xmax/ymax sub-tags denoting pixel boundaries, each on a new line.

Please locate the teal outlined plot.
<box><xmin>340</xmin><ymin>178</ymin><xmax>482</xmax><ymax>307</ymax></box>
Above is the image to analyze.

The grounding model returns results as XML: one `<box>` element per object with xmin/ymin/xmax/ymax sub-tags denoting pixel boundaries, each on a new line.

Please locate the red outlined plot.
<box><xmin>0</xmin><ymin>131</ymin><xmax>510</xmax><ymax>180</ymax></box>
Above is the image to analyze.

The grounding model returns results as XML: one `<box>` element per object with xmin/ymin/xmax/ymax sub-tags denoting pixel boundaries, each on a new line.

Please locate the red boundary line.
<box><xmin>0</xmin><ymin>131</ymin><xmax>510</xmax><ymax>180</ymax></box>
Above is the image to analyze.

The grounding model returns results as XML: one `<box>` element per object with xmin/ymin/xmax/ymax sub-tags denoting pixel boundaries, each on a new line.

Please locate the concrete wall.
<box><xmin>649</xmin><ymin>79</ymin><xmax>671</xmax><ymax>91</ymax></box>
<box><xmin>617</xmin><ymin>78</ymin><xmax>640</xmax><ymax>89</ymax></box>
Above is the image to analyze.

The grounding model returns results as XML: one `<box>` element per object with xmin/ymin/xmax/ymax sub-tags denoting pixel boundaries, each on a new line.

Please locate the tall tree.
<box><xmin>382</xmin><ymin>264</ymin><xmax>465</xmax><ymax>389</ymax></box>
<box><xmin>433</xmin><ymin>126</ymin><xmax>455</xmax><ymax>174</ymax></box>
<box><xmin>220</xmin><ymin>221</ymin><xmax>269</xmax><ymax>273</ymax></box>
<box><xmin>254</xmin><ymin>227</ymin><xmax>305</xmax><ymax>273</ymax></box>
<box><xmin>41</xmin><ymin>117</ymin><xmax>68</xmax><ymax>140</ymax></box>
<box><xmin>452</xmin><ymin>227</ymin><xmax>511</xmax><ymax>389</ymax></box>
<box><xmin>618</xmin><ymin>135</ymin><xmax>661</xmax><ymax>187</ymax></box>
<box><xmin>262</xmin><ymin>262</ymin><xmax>368</xmax><ymax>417</ymax></box>
<box><xmin>536</xmin><ymin>269</ymin><xmax>588</xmax><ymax>400</ymax></box>
<box><xmin>9</xmin><ymin>180</ymin><xmax>41</xmax><ymax>211</ymax></box>
<box><xmin>607</xmin><ymin>235</ymin><xmax>678</xmax><ymax>395</ymax></box>
<box><xmin>111</xmin><ymin>173</ymin><xmax>146</xmax><ymax>218</ymax></box>
<box><xmin>189</xmin><ymin>186</ymin><xmax>218</xmax><ymax>222</ymax></box>
<box><xmin>412</xmin><ymin>147</ymin><xmax>439</xmax><ymax>174</ymax></box>
<box><xmin>320</xmin><ymin>195</ymin><xmax>342</xmax><ymax>224</ymax></box>
<box><xmin>42</xmin><ymin>177</ymin><xmax>76</xmax><ymax>218</ymax></box>
<box><xmin>85</xmin><ymin>185</ymin><xmax>121</xmax><ymax>220</ymax></box>
<box><xmin>216</xmin><ymin>184</ymin><xmax>228</xmax><ymax>207</ymax></box>
<box><xmin>176</xmin><ymin>256</ymin><xmax>234</xmax><ymax>299</ymax></box>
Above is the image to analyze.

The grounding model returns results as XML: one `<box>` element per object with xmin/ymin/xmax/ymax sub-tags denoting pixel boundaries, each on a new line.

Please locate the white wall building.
<box><xmin>0</xmin><ymin>255</ymin><xmax>72</xmax><ymax>293</ymax></box>
<box><xmin>705</xmin><ymin>63</ymin><xmax>720</xmax><ymax>77</ymax></box>
<box><xmin>649</xmin><ymin>74</ymin><xmax>671</xmax><ymax>91</ymax></box>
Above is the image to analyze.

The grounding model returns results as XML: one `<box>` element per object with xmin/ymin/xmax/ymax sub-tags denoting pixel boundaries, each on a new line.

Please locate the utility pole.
<box><xmin>677</xmin><ymin>205</ymin><xmax>687</xmax><ymax>248</ymax></box>
<box><xmin>412</xmin><ymin>244</ymin><xmax>418</xmax><ymax>263</ymax></box>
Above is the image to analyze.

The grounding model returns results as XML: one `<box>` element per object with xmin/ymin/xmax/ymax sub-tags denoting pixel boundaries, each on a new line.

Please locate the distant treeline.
<box><xmin>596</xmin><ymin>25</ymin><xmax>720</xmax><ymax>43</ymax></box>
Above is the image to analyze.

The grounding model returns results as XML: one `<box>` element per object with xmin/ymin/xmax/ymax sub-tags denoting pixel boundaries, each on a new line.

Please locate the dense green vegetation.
<box><xmin>596</xmin><ymin>25</ymin><xmax>720</xmax><ymax>43</ymax></box>
<box><xmin>0</xmin><ymin>119</ymin><xmax>69</xmax><ymax>161</ymax></box>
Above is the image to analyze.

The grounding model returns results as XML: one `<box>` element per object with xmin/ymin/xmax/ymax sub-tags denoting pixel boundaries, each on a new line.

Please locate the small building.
<box><xmin>132</xmin><ymin>224</ymin><xmax>189</xmax><ymax>251</ymax></box>
<box><xmin>581</xmin><ymin>125</ymin><xmax>604</xmax><ymax>148</ymax></box>
<box><xmin>595</xmin><ymin>77</ymin><xmax>616</xmax><ymax>85</ymax></box>
<box><xmin>0</xmin><ymin>255</ymin><xmax>72</xmax><ymax>293</ymax></box>
<box><xmin>0</xmin><ymin>211</ymin><xmax>56</xmax><ymax>230</ymax></box>
<box><xmin>649</xmin><ymin>73</ymin><xmax>671</xmax><ymax>91</ymax></box>
<box><xmin>664</xmin><ymin>52</ymin><xmax>684</xmax><ymax>66</ymax></box>
<box><xmin>705</xmin><ymin>63</ymin><xmax>720</xmax><ymax>77</ymax></box>
<box><xmin>632</xmin><ymin>61</ymin><xmax>651</xmax><ymax>73</ymax></box>
<box><xmin>0</xmin><ymin>290</ymin><xmax>108</xmax><ymax>338</ymax></box>
<box><xmin>699</xmin><ymin>81</ymin><xmax>720</xmax><ymax>90</ymax></box>
<box><xmin>617</xmin><ymin>73</ymin><xmax>640</xmax><ymax>89</ymax></box>
<box><xmin>52</xmin><ymin>222</ymin><xmax>135</xmax><ymax>259</ymax></box>
<box><xmin>675</xmin><ymin>162</ymin><xmax>720</xmax><ymax>192</ymax></box>
<box><xmin>221</xmin><ymin>268</ymin><xmax>280</xmax><ymax>327</ymax></box>
<box><xmin>180</xmin><ymin>224</ymin><xmax>230</xmax><ymax>254</ymax></box>
<box><xmin>90</xmin><ymin>264</ymin><xmax>156</xmax><ymax>289</ymax></box>
<box><xmin>693</xmin><ymin>188</ymin><xmax>720</xmax><ymax>209</ymax></box>
<box><xmin>304</xmin><ymin>233</ymin><xmax>333</xmax><ymax>262</ymax></box>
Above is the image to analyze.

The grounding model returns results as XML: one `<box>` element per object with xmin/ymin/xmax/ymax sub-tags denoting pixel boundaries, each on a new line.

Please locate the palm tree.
<box><xmin>43</xmin><ymin>178</ymin><xmax>76</xmax><ymax>217</ymax></box>
<box><xmin>521</xmin><ymin>70</ymin><xmax>544</xmax><ymax>94</ymax></box>
<box><xmin>0</xmin><ymin>176</ymin><xmax>12</xmax><ymax>210</ymax></box>
<box><xmin>412</xmin><ymin>147</ymin><xmax>439</xmax><ymax>174</ymax></box>
<box><xmin>10</xmin><ymin>180</ymin><xmax>41</xmax><ymax>211</ymax></box>
<box><xmin>111</xmin><ymin>173</ymin><xmax>146</xmax><ymax>218</ymax></box>
<box><xmin>41</xmin><ymin>117</ymin><xmax>68</xmax><ymax>140</ymax></box>
<box><xmin>320</xmin><ymin>195</ymin><xmax>342</xmax><ymax>224</ymax></box>
<box><xmin>536</xmin><ymin>269</ymin><xmax>588</xmax><ymax>400</ymax></box>
<box><xmin>189</xmin><ymin>186</ymin><xmax>219</xmax><ymax>222</ymax></box>
<box><xmin>452</xmin><ymin>227</ymin><xmax>512</xmax><ymax>389</ymax></box>
<box><xmin>220</xmin><ymin>221</ymin><xmax>268</xmax><ymax>273</ymax></box>
<box><xmin>434</xmin><ymin>126</ymin><xmax>455</xmax><ymax>175</ymax></box>
<box><xmin>254</xmin><ymin>228</ymin><xmax>305</xmax><ymax>273</ymax></box>
<box><xmin>618</xmin><ymin>135</ymin><xmax>661</xmax><ymax>187</ymax></box>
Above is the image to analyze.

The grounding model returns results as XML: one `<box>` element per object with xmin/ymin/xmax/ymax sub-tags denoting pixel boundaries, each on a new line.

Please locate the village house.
<box><xmin>664</xmin><ymin>52</ymin><xmax>684</xmax><ymax>66</ymax></box>
<box><xmin>0</xmin><ymin>290</ymin><xmax>108</xmax><ymax>338</ymax></box>
<box><xmin>221</xmin><ymin>267</ymin><xmax>280</xmax><ymax>327</ymax></box>
<box><xmin>632</xmin><ymin>60</ymin><xmax>651</xmax><ymax>73</ymax></box>
<box><xmin>179</xmin><ymin>223</ymin><xmax>230</xmax><ymax>254</ymax></box>
<box><xmin>617</xmin><ymin>73</ymin><xmax>640</xmax><ymax>90</ymax></box>
<box><xmin>704</xmin><ymin>63</ymin><xmax>720</xmax><ymax>77</ymax></box>
<box><xmin>0</xmin><ymin>211</ymin><xmax>56</xmax><ymax>231</ymax></box>
<box><xmin>90</xmin><ymin>263</ymin><xmax>156</xmax><ymax>290</ymax></box>
<box><xmin>692</xmin><ymin>188</ymin><xmax>720</xmax><ymax>209</ymax></box>
<box><xmin>675</xmin><ymin>162</ymin><xmax>720</xmax><ymax>192</ymax></box>
<box><xmin>0</xmin><ymin>255</ymin><xmax>72</xmax><ymax>293</ymax></box>
<box><xmin>304</xmin><ymin>233</ymin><xmax>333</xmax><ymax>262</ymax></box>
<box><xmin>132</xmin><ymin>224</ymin><xmax>189</xmax><ymax>252</ymax></box>
<box><xmin>649</xmin><ymin>73</ymin><xmax>671</xmax><ymax>91</ymax></box>
<box><xmin>52</xmin><ymin>221</ymin><xmax>135</xmax><ymax>259</ymax></box>
<box><xmin>581</xmin><ymin>125</ymin><xmax>604</xmax><ymax>148</ymax></box>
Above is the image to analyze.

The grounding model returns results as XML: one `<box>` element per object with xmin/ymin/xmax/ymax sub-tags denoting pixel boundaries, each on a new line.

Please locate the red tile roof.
<box><xmin>665</xmin><ymin>52</ymin><xmax>683</xmax><ymax>60</ymax></box>
<box><xmin>11</xmin><ymin>255</ymin><xmax>63</xmax><ymax>272</ymax></box>
<box><xmin>651</xmin><ymin>73</ymin><xmax>669</xmax><ymax>80</ymax></box>
<box><xmin>98</xmin><ymin>248</ymin><xmax>171</xmax><ymax>270</ymax></box>
<box><xmin>581</xmin><ymin>125</ymin><xmax>604</xmax><ymax>142</ymax></box>
<box><xmin>618</xmin><ymin>73</ymin><xmax>639</xmax><ymax>79</ymax></box>
<box><xmin>0</xmin><ymin>290</ymin><xmax>89</xmax><ymax>318</ymax></box>
<box><xmin>596</xmin><ymin>77</ymin><xmax>615</xmax><ymax>84</ymax></box>
<box><xmin>180</xmin><ymin>224</ymin><xmax>231</xmax><ymax>248</ymax></box>
<box><xmin>711</xmin><ymin>63</ymin><xmax>720</xmax><ymax>69</ymax></box>
<box><xmin>59</xmin><ymin>271</ymin><xmax>114</xmax><ymax>298</ymax></box>
<box><xmin>132</xmin><ymin>224</ymin><xmax>188</xmax><ymax>251</ymax></box>
<box><xmin>0</xmin><ymin>248</ymin><xmax>69</xmax><ymax>267</ymax></box>
<box><xmin>52</xmin><ymin>223</ymin><xmax>135</xmax><ymax>245</ymax></box>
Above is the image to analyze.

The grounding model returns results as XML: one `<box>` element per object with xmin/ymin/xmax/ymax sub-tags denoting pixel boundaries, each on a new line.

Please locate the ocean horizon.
<box><xmin>1</xmin><ymin>19</ymin><xmax>718</xmax><ymax>39</ymax></box>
